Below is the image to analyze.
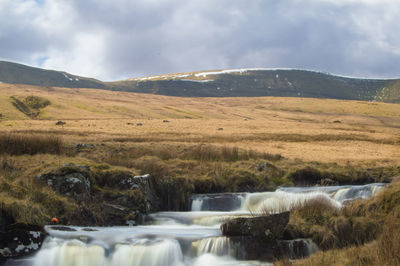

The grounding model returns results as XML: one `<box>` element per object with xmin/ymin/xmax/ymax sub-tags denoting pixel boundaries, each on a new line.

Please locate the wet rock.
<box><xmin>81</xmin><ymin>228</ymin><xmax>98</xmax><ymax>232</ymax></box>
<box><xmin>0</xmin><ymin>223</ymin><xmax>45</xmax><ymax>262</ymax></box>
<box><xmin>228</xmin><ymin>236</ymin><xmax>278</xmax><ymax>261</ymax></box>
<box><xmin>190</xmin><ymin>193</ymin><xmax>246</xmax><ymax>211</ymax></box>
<box><xmin>48</xmin><ymin>226</ymin><xmax>77</xmax><ymax>232</ymax></box>
<box><xmin>277</xmin><ymin>238</ymin><xmax>318</xmax><ymax>259</ymax></box>
<box><xmin>36</xmin><ymin>168</ymin><xmax>91</xmax><ymax>197</ymax></box>
<box><xmin>221</xmin><ymin>212</ymin><xmax>289</xmax><ymax>241</ymax></box>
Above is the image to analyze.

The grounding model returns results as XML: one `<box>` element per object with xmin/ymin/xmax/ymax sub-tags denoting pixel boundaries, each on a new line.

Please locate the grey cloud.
<box><xmin>0</xmin><ymin>0</ymin><xmax>399</xmax><ymax>80</ymax></box>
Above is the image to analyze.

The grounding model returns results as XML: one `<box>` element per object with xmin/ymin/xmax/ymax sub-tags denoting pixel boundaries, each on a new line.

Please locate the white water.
<box><xmin>19</xmin><ymin>183</ymin><xmax>384</xmax><ymax>266</ymax></box>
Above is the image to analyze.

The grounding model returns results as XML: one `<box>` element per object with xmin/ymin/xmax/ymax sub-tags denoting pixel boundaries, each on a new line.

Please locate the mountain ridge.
<box><xmin>1</xmin><ymin>60</ymin><xmax>399</xmax><ymax>103</ymax></box>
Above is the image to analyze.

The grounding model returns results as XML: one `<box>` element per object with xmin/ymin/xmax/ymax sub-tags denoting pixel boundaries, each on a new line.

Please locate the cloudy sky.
<box><xmin>0</xmin><ymin>0</ymin><xmax>399</xmax><ymax>81</ymax></box>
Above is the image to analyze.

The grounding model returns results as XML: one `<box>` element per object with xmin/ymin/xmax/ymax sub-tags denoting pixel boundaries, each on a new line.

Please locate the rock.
<box><xmin>228</xmin><ymin>236</ymin><xmax>278</xmax><ymax>261</ymax></box>
<box><xmin>254</xmin><ymin>162</ymin><xmax>277</xmax><ymax>172</ymax></box>
<box><xmin>320</xmin><ymin>178</ymin><xmax>338</xmax><ymax>186</ymax></box>
<box><xmin>75</xmin><ymin>143</ymin><xmax>95</xmax><ymax>151</ymax></box>
<box><xmin>0</xmin><ymin>223</ymin><xmax>45</xmax><ymax>262</ymax></box>
<box><xmin>55</xmin><ymin>120</ymin><xmax>66</xmax><ymax>126</ymax></box>
<box><xmin>118</xmin><ymin>174</ymin><xmax>156</xmax><ymax>212</ymax></box>
<box><xmin>277</xmin><ymin>238</ymin><xmax>318</xmax><ymax>259</ymax></box>
<box><xmin>221</xmin><ymin>212</ymin><xmax>289</xmax><ymax>241</ymax></box>
<box><xmin>48</xmin><ymin>226</ymin><xmax>77</xmax><ymax>232</ymax></box>
<box><xmin>81</xmin><ymin>228</ymin><xmax>98</xmax><ymax>232</ymax></box>
<box><xmin>36</xmin><ymin>168</ymin><xmax>91</xmax><ymax>197</ymax></box>
<box><xmin>61</xmin><ymin>164</ymin><xmax>90</xmax><ymax>171</ymax></box>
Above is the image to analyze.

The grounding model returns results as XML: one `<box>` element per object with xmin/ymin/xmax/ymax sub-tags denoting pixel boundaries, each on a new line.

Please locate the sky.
<box><xmin>0</xmin><ymin>0</ymin><xmax>399</xmax><ymax>81</ymax></box>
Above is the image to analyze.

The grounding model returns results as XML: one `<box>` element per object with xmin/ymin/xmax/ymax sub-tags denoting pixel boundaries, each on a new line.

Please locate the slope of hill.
<box><xmin>108</xmin><ymin>68</ymin><xmax>400</xmax><ymax>102</ymax></box>
<box><xmin>1</xmin><ymin>61</ymin><xmax>400</xmax><ymax>102</ymax></box>
<box><xmin>0</xmin><ymin>61</ymin><xmax>106</xmax><ymax>89</ymax></box>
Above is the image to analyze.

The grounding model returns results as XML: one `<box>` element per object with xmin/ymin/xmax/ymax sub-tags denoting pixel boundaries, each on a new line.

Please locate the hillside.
<box><xmin>0</xmin><ymin>61</ymin><xmax>106</xmax><ymax>89</ymax></box>
<box><xmin>1</xmin><ymin>83</ymin><xmax>400</xmax><ymax>164</ymax></box>
<box><xmin>1</xmin><ymin>61</ymin><xmax>400</xmax><ymax>102</ymax></box>
<box><xmin>109</xmin><ymin>69</ymin><xmax>400</xmax><ymax>102</ymax></box>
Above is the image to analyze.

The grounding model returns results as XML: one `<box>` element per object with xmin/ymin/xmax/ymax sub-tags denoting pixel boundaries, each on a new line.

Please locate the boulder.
<box><xmin>36</xmin><ymin>168</ymin><xmax>91</xmax><ymax>197</ymax></box>
<box><xmin>118</xmin><ymin>174</ymin><xmax>157</xmax><ymax>211</ymax></box>
<box><xmin>221</xmin><ymin>212</ymin><xmax>289</xmax><ymax>241</ymax></box>
<box><xmin>0</xmin><ymin>223</ymin><xmax>45</xmax><ymax>262</ymax></box>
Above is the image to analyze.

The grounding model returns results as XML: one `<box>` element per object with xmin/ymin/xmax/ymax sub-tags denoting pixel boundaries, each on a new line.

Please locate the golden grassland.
<box><xmin>1</xmin><ymin>83</ymin><xmax>400</xmax><ymax>264</ymax></box>
<box><xmin>0</xmin><ymin>83</ymin><xmax>399</xmax><ymax>165</ymax></box>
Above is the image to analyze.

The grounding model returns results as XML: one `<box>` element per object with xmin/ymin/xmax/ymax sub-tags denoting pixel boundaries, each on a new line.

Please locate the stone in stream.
<box><xmin>220</xmin><ymin>212</ymin><xmax>290</xmax><ymax>261</ymax></box>
<box><xmin>220</xmin><ymin>211</ymin><xmax>289</xmax><ymax>241</ymax></box>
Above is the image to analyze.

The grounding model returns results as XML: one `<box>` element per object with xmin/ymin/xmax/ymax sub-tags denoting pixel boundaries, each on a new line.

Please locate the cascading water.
<box><xmin>12</xmin><ymin>183</ymin><xmax>385</xmax><ymax>266</ymax></box>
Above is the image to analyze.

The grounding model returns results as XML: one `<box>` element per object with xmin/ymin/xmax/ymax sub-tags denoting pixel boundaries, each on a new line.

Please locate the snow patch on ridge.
<box><xmin>182</xmin><ymin>79</ymin><xmax>214</xmax><ymax>83</ymax></box>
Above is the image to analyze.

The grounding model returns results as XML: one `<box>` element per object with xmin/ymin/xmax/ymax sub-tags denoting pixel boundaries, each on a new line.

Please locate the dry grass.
<box><xmin>0</xmin><ymin>133</ymin><xmax>63</xmax><ymax>155</ymax></box>
<box><xmin>0</xmin><ymin>83</ymin><xmax>399</xmax><ymax>165</ymax></box>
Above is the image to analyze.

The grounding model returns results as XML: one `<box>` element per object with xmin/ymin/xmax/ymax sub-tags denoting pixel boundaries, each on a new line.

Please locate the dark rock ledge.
<box><xmin>220</xmin><ymin>212</ymin><xmax>316</xmax><ymax>261</ymax></box>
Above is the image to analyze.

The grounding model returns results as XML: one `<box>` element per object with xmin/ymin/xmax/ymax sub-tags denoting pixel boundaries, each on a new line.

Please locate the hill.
<box><xmin>0</xmin><ymin>61</ymin><xmax>106</xmax><ymax>89</ymax></box>
<box><xmin>1</xmin><ymin>61</ymin><xmax>400</xmax><ymax>103</ymax></box>
<box><xmin>109</xmin><ymin>69</ymin><xmax>400</xmax><ymax>102</ymax></box>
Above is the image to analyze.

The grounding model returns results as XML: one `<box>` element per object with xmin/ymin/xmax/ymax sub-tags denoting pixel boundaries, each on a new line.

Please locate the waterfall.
<box><xmin>190</xmin><ymin>193</ymin><xmax>245</xmax><ymax>211</ymax></box>
<box><xmin>110</xmin><ymin>239</ymin><xmax>184</xmax><ymax>266</ymax></box>
<box><xmin>332</xmin><ymin>183</ymin><xmax>384</xmax><ymax>203</ymax></box>
<box><xmin>23</xmin><ymin>183</ymin><xmax>385</xmax><ymax>266</ymax></box>
<box><xmin>33</xmin><ymin>238</ymin><xmax>184</xmax><ymax>266</ymax></box>
<box><xmin>33</xmin><ymin>239</ymin><xmax>107</xmax><ymax>266</ymax></box>
<box><xmin>240</xmin><ymin>191</ymin><xmax>342</xmax><ymax>214</ymax></box>
<box><xmin>193</xmin><ymin>237</ymin><xmax>236</xmax><ymax>256</ymax></box>
<box><xmin>191</xmin><ymin>199</ymin><xmax>203</xmax><ymax>211</ymax></box>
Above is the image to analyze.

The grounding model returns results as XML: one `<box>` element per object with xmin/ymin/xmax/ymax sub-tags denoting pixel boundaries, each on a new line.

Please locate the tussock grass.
<box><xmin>0</xmin><ymin>133</ymin><xmax>63</xmax><ymax>155</ymax></box>
<box><xmin>279</xmin><ymin>180</ymin><xmax>400</xmax><ymax>265</ymax></box>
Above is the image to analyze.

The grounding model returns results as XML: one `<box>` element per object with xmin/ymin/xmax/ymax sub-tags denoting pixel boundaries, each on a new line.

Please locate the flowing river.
<box><xmin>8</xmin><ymin>183</ymin><xmax>385</xmax><ymax>266</ymax></box>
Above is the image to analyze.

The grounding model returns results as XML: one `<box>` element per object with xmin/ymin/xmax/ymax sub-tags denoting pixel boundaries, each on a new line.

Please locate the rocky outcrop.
<box><xmin>221</xmin><ymin>212</ymin><xmax>289</xmax><ymax>241</ymax></box>
<box><xmin>35</xmin><ymin>167</ymin><xmax>91</xmax><ymax>197</ymax></box>
<box><xmin>220</xmin><ymin>212</ymin><xmax>291</xmax><ymax>261</ymax></box>
<box><xmin>0</xmin><ymin>222</ymin><xmax>45</xmax><ymax>263</ymax></box>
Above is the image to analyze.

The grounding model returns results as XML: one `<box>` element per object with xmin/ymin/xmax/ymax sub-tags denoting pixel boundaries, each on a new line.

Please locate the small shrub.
<box><xmin>23</xmin><ymin>96</ymin><xmax>51</xmax><ymax>109</ymax></box>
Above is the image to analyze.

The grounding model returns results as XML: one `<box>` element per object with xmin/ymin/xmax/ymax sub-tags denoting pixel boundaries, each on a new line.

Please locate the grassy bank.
<box><xmin>0</xmin><ymin>132</ymin><xmax>398</xmax><ymax>227</ymax></box>
<box><xmin>276</xmin><ymin>179</ymin><xmax>400</xmax><ymax>266</ymax></box>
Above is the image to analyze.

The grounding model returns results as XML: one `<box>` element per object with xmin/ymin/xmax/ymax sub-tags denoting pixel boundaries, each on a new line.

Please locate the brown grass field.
<box><xmin>0</xmin><ymin>83</ymin><xmax>399</xmax><ymax>166</ymax></box>
<box><xmin>1</xmin><ymin>83</ymin><xmax>400</xmax><ymax>265</ymax></box>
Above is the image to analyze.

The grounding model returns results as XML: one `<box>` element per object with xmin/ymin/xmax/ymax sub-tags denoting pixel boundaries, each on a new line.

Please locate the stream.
<box><xmin>8</xmin><ymin>183</ymin><xmax>385</xmax><ymax>266</ymax></box>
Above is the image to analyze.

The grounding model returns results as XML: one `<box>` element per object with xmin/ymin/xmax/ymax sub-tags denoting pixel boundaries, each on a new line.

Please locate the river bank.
<box><xmin>0</xmin><ymin>134</ymin><xmax>399</xmax><ymax>265</ymax></box>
